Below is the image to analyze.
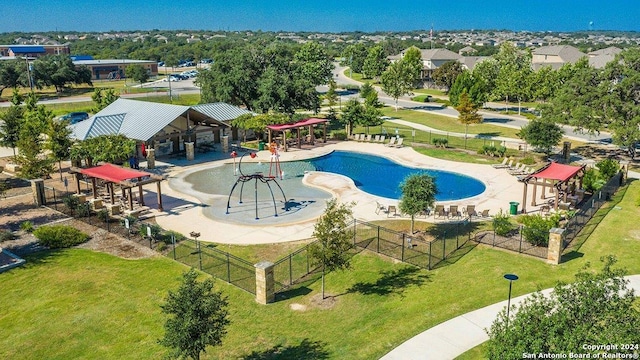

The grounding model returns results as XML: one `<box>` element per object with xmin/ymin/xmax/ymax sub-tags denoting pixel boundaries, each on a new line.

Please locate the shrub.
<box><xmin>432</xmin><ymin>138</ymin><xmax>448</xmax><ymax>148</ymax></box>
<box><xmin>481</xmin><ymin>145</ymin><xmax>497</xmax><ymax>156</ymax></box>
<box><xmin>331</xmin><ymin>130</ymin><xmax>348</xmax><ymax>140</ymax></box>
<box><xmin>20</xmin><ymin>221</ymin><xmax>34</xmax><ymax>233</ymax></box>
<box><xmin>520</xmin><ymin>214</ymin><xmax>560</xmax><ymax>246</ymax></box>
<box><xmin>156</xmin><ymin>242</ymin><xmax>167</xmax><ymax>252</ymax></box>
<box><xmin>33</xmin><ymin>225</ymin><xmax>90</xmax><ymax>248</ymax></box>
<box><xmin>77</xmin><ymin>202</ymin><xmax>91</xmax><ymax>217</ymax></box>
<box><xmin>0</xmin><ymin>230</ymin><xmax>17</xmax><ymax>241</ymax></box>
<box><xmin>162</xmin><ymin>230</ymin><xmax>187</xmax><ymax>244</ymax></box>
<box><xmin>97</xmin><ymin>209</ymin><xmax>110</xmax><ymax>222</ymax></box>
<box><xmin>63</xmin><ymin>195</ymin><xmax>79</xmax><ymax>214</ymax></box>
<box><xmin>139</xmin><ymin>223</ymin><xmax>163</xmax><ymax>240</ymax></box>
<box><xmin>520</xmin><ymin>155</ymin><xmax>536</xmax><ymax>165</ymax></box>
<box><xmin>496</xmin><ymin>146</ymin><xmax>507</xmax><ymax>158</ymax></box>
<box><xmin>492</xmin><ymin>209</ymin><xmax>513</xmax><ymax>236</ymax></box>
<box><xmin>596</xmin><ymin>158</ymin><xmax>619</xmax><ymax>180</ymax></box>
<box><xmin>583</xmin><ymin>168</ymin><xmax>606</xmax><ymax>192</ymax></box>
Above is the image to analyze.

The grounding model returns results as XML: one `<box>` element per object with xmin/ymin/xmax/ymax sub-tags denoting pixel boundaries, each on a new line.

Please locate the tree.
<box><xmin>125</xmin><ymin>64</ymin><xmax>149</xmax><ymax>85</ymax></box>
<box><xmin>455</xmin><ymin>92</ymin><xmax>483</xmax><ymax>149</ymax></box>
<box><xmin>294</xmin><ymin>41</ymin><xmax>333</xmax><ymax>87</ymax></box>
<box><xmin>325</xmin><ymin>78</ymin><xmax>339</xmax><ymax>121</ymax></box>
<box><xmin>432</xmin><ymin>60</ymin><xmax>463</xmax><ymax>92</ymax></box>
<box><xmin>0</xmin><ymin>92</ymin><xmax>25</xmax><ymax>157</ymax></box>
<box><xmin>517</xmin><ymin>117</ymin><xmax>563</xmax><ymax>154</ymax></box>
<box><xmin>47</xmin><ymin>117</ymin><xmax>73</xmax><ymax>181</ymax></box>
<box><xmin>0</xmin><ymin>60</ymin><xmax>25</xmax><ymax>97</ymax></box>
<box><xmin>31</xmin><ymin>55</ymin><xmax>92</xmax><ymax>93</ymax></box>
<box><xmin>402</xmin><ymin>46</ymin><xmax>423</xmax><ymax>87</ymax></box>
<box><xmin>16</xmin><ymin>93</ymin><xmax>54</xmax><ymax>179</ymax></box>
<box><xmin>360</xmin><ymin>82</ymin><xmax>381</xmax><ymax>108</ymax></box>
<box><xmin>309</xmin><ymin>199</ymin><xmax>354</xmax><ymax>299</ymax></box>
<box><xmin>159</xmin><ymin>268</ymin><xmax>230</xmax><ymax>360</ymax></box>
<box><xmin>231</xmin><ymin>113</ymin><xmax>289</xmax><ymax>142</ymax></box>
<box><xmin>399</xmin><ymin>174</ymin><xmax>437</xmax><ymax>234</ymax></box>
<box><xmin>341</xmin><ymin>44</ymin><xmax>368</xmax><ymax>74</ymax></box>
<box><xmin>381</xmin><ymin>60</ymin><xmax>414</xmax><ymax>111</ymax></box>
<box><xmin>362</xmin><ymin>45</ymin><xmax>388</xmax><ymax>80</ymax></box>
<box><xmin>70</xmin><ymin>134</ymin><xmax>136</xmax><ymax>165</ymax></box>
<box><xmin>340</xmin><ymin>98</ymin><xmax>365</xmax><ymax>136</ymax></box>
<box><xmin>449</xmin><ymin>70</ymin><xmax>487</xmax><ymax>108</ymax></box>
<box><xmin>492</xmin><ymin>43</ymin><xmax>532</xmax><ymax>112</ymax></box>
<box><xmin>92</xmin><ymin>88</ymin><xmax>119</xmax><ymax>112</ymax></box>
<box><xmin>486</xmin><ymin>256</ymin><xmax>640</xmax><ymax>359</ymax></box>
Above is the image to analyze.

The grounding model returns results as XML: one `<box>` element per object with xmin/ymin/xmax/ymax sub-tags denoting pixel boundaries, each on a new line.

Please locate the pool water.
<box><xmin>306</xmin><ymin>151</ymin><xmax>485</xmax><ymax>200</ymax></box>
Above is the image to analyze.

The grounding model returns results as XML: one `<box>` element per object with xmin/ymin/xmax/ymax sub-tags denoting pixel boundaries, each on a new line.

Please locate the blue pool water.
<box><xmin>305</xmin><ymin>151</ymin><xmax>485</xmax><ymax>200</ymax></box>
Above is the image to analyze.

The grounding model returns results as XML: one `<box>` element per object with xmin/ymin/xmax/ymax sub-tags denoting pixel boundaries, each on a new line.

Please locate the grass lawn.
<box><xmin>3</xmin><ymin>179</ymin><xmax>640</xmax><ymax>359</ymax></box>
<box><xmin>412</xmin><ymin>88</ymin><xmax>447</xmax><ymax>97</ymax></box>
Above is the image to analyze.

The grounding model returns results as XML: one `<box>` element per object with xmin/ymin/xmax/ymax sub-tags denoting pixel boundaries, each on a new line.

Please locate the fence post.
<box><xmin>172</xmin><ymin>234</ymin><xmax>176</xmax><ymax>260</ymax></box>
<box><xmin>493</xmin><ymin>230</ymin><xmax>496</xmax><ymax>247</ymax></box>
<box><xmin>401</xmin><ymin>234</ymin><xmax>405</xmax><ymax>262</ymax></box>
<box><xmin>353</xmin><ymin>219</ymin><xmax>357</xmax><ymax>245</ymax></box>
<box><xmin>428</xmin><ymin>241</ymin><xmax>432</xmax><ymax>270</ymax></box>
<box><xmin>53</xmin><ymin>189</ymin><xmax>57</xmax><ymax>210</ymax></box>
<box><xmin>519</xmin><ymin>225</ymin><xmax>523</xmax><ymax>253</ymax></box>
<box><xmin>377</xmin><ymin>226</ymin><xmax>380</xmax><ymax>253</ymax></box>
<box><xmin>198</xmin><ymin>240</ymin><xmax>202</xmax><ymax>270</ymax></box>
<box><xmin>254</xmin><ymin>261</ymin><xmax>275</xmax><ymax>304</ymax></box>
<box><xmin>306</xmin><ymin>248</ymin><xmax>309</xmax><ymax>274</ymax></box>
<box><xmin>227</xmin><ymin>253</ymin><xmax>231</xmax><ymax>283</ymax></box>
<box><xmin>443</xmin><ymin>234</ymin><xmax>446</xmax><ymax>260</ymax></box>
<box><xmin>289</xmin><ymin>254</ymin><xmax>293</xmax><ymax>285</ymax></box>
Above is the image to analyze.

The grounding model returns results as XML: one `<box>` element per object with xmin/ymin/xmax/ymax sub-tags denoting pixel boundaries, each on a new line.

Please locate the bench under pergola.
<box><xmin>521</xmin><ymin>162</ymin><xmax>586</xmax><ymax>213</ymax></box>
<box><xmin>70</xmin><ymin>163</ymin><xmax>165</xmax><ymax>212</ymax></box>
<box><xmin>267</xmin><ymin>118</ymin><xmax>329</xmax><ymax>152</ymax></box>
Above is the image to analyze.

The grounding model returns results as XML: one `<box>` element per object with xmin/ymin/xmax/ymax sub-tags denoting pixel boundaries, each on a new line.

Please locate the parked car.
<box><xmin>60</xmin><ymin>112</ymin><xmax>89</xmax><ymax>124</ymax></box>
<box><xmin>200</xmin><ymin>58</ymin><xmax>213</xmax><ymax>64</ymax></box>
<box><xmin>157</xmin><ymin>61</ymin><xmax>165</xmax><ymax>67</ymax></box>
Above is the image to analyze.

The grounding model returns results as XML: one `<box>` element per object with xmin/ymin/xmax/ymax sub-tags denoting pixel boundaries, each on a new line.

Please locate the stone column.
<box><xmin>255</xmin><ymin>261</ymin><xmax>275</xmax><ymax>304</ymax></box>
<box><xmin>31</xmin><ymin>179</ymin><xmax>45</xmax><ymax>206</ymax></box>
<box><xmin>221</xmin><ymin>135</ymin><xmax>230</xmax><ymax>153</ymax></box>
<box><xmin>547</xmin><ymin>228</ymin><xmax>565</xmax><ymax>265</ymax></box>
<box><xmin>185</xmin><ymin>142</ymin><xmax>195</xmax><ymax>161</ymax></box>
<box><xmin>146</xmin><ymin>148</ymin><xmax>156</xmax><ymax>169</ymax></box>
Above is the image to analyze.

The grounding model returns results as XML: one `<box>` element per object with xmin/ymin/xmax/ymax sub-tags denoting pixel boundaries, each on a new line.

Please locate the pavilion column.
<box><xmin>156</xmin><ymin>182</ymin><xmax>163</xmax><ymax>211</ymax></box>
<box><xmin>323</xmin><ymin>123</ymin><xmax>327</xmax><ymax>143</ymax></box>
<box><xmin>549</xmin><ymin>180</ymin><xmax>555</xmax><ymax>194</ymax></box>
<box><xmin>91</xmin><ymin>178</ymin><xmax>98</xmax><ymax>199</ymax></box>
<box><xmin>522</xmin><ymin>182</ymin><xmax>528</xmax><ymax>214</ymax></box>
<box><xmin>541</xmin><ymin>179</ymin><xmax>546</xmax><ymax>199</ymax></box>
<box><xmin>109</xmin><ymin>183</ymin><xmax>115</xmax><ymax>204</ymax></box>
<box><xmin>138</xmin><ymin>184</ymin><xmax>145</xmax><ymax>206</ymax></box>
<box><xmin>309</xmin><ymin>125</ymin><xmax>314</xmax><ymax>145</ymax></box>
<box><xmin>531</xmin><ymin>181</ymin><xmax>537</xmax><ymax>207</ymax></box>
<box><xmin>75</xmin><ymin>175</ymin><xmax>81</xmax><ymax>194</ymax></box>
<box><xmin>268</xmin><ymin>129</ymin><xmax>272</xmax><ymax>144</ymax></box>
<box><xmin>128</xmin><ymin>187</ymin><xmax>134</xmax><ymax>211</ymax></box>
<box><xmin>283</xmin><ymin>131</ymin><xmax>288</xmax><ymax>152</ymax></box>
<box><xmin>297</xmin><ymin>128</ymin><xmax>302</xmax><ymax>148</ymax></box>
<box><xmin>554</xmin><ymin>186</ymin><xmax>559</xmax><ymax>210</ymax></box>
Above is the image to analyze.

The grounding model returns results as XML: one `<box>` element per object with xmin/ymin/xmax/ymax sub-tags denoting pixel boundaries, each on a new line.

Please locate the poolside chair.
<box><xmin>393</xmin><ymin>137</ymin><xmax>404</xmax><ymax>148</ymax></box>
<box><xmin>373</xmin><ymin>135</ymin><xmax>381</xmax><ymax>142</ymax></box>
<box><xmin>378</xmin><ymin>135</ymin><xmax>386</xmax><ymax>143</ymax></box>
<box><xmin>387</xmin><ymin>205</ymin><xmax>397</xmax><ymax>217</ymax></box>
<box><xmin>375</xmin><ymin>201</ymin><xmax>387</xmax><ymax>215</ymax></box>
<box><xmin>365</xmin><ymin>134</ymin><xmax>373</xmax><ymax>142</ymax></box>
<box><xmin>507</xmin><ymin>163</ymin><xmax>525</xmax><ymax>175</ymax></box>
<box><xmin>434</xmin><ymin>205</ymin><xmax>448</xmax><ymax>219</ymax></box>
<box><xmin>449</xmin><ymin>205</ymin><xmax>461</xmax><ymax>219</ymax></box>
<box><xmin>492</xmin><ymin>157</ymin><xmax>510</xmax><ymax>169</ymax></box>
<box><xmin>466</xmin><ymin>205</ymin><xmax>478</xmax><ymax>219</ymax></box>
<box><xmin>385</xmin><ymin>137</ymin><xmax>397</xmax><ymax>147</ymax></box>
<box><xmin>480</xmin><ymin>209</ymin><xmax>490</xmax><ymax>218</ymax></box>
<box><xmin>418</xmin><ymin>208</ymin><xmax>431</xmax><ymax>218</ymax></box>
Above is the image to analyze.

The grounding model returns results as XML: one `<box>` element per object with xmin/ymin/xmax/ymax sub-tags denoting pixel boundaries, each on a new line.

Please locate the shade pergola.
<box><xmin>521</xmin><ymin>162</ymin><xmax>586</xmax><ymax>212</ymax></box>
<box><xmin>267</xmin><ymin>118</ymin><xmax>329</xmax><ymax>151</ymax></box>
<box><xmin>71</xmin><ymin>163</ymin><xmax>165</xmax><ymax>212</ymax></box>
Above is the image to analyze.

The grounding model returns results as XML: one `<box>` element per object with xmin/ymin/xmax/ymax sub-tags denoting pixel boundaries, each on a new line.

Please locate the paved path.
<box><xmin>380</xmin><ymin>274</ymin><xmax>640</xmax><ymax>360</ymax></box>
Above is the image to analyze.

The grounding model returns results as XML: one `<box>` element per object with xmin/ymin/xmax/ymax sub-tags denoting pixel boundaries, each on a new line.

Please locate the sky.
<box><xmin>2</xmin><ymin>0</ymin><xmax>639</xmax><ymax>33</ymax></box>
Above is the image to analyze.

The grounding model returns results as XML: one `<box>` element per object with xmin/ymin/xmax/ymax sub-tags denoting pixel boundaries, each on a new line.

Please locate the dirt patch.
<box><xmin>289</xmin><ymin>303</ymin><xmax>308</xmax><ymax>311</ymax></box>
<box><xmin>627</xmin><ymin>230</ymin><xmax>640</xmax><ymax>240</ymax></box>
<box><xmin>309</xmin><ymin>293</ymin><xmax>338</xmax><ymax>310</ymax></box>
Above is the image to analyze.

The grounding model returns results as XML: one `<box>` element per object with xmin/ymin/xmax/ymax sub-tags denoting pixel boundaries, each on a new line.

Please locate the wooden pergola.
<box><xmin>521</xmin><ymin>162</ymin><xmax>586</xmax><ymax>213</ymax></box>
<box><xmin>266</xmin><ymin>118</ymin><xmax>329</xmax><ymax>152</ymax></box>
<box><xmin>70</xmin><ymin>163</ymin><xmax>165</xmax><ymax>211</ymax></box>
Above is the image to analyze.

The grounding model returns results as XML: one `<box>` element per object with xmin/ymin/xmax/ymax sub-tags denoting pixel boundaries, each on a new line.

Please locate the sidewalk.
<box><xmin>380</xmin><ymin>274</ymin><xmax>640</xmax><ymax>360</ymax></box>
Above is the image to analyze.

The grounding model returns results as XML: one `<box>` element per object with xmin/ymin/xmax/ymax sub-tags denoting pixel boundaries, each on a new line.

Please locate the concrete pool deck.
<box><xmin>145</xmin><ymin>141</ymin><xmax>535</xmax><ymax>244</ymax></box>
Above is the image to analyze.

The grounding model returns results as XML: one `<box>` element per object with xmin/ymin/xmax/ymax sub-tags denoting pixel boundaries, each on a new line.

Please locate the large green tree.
<box><xmin>399</xmin><ymin>174</ymin><xmax>437</xmax><ymax>234</ymax></box>
<box><xmin>381</xmin><ymin>60</ymin><xmax>414</xmax><ymax>111</ymax></box>
<box><xmin>432</xmin><ymin>60</ymin><xmax>463</xmax><ymax>92</ymax></box>
<box><xmin>16</xmin><ymin>93</ymin><xmax>54</xmax><ymax>179</ymax></box>
<box><xmin>70</xmin><ymin>134</ymin><xmax>136</xmax><ymax>165</ymax></box>
<box><xmin>47</xmin><ymin>118</ymin><xmax>73</xmax><ymax>181</ymax></box>
<box><xmin>340</xmin><ymin>98</ymin><xmax>365</xmax><ymax>136</ymax></box>
<box><xmin>401</xmin><ymin>46</ymin><xmax>423</xmax><ymax>87</ymax></box>
<box><xmin>492</xmin><ymin>43</ymin><xmax>532</xmax><ymax>113</ymax></box>
<box><xmin>0</xmin><ymin>60</ymin><xmax>25</xmax><ymax>97</ymax></box>
<box><xmin>31</xmin><ymin>55</ymin><xmax>92</xmax><ymax>93</ymax></box>
<box><xmin>486</xmin><ymin>256</ymin><xmax>640</xmax><ymax>359</ymax></box>
<box><xmin>456</xmin><ymin>92</ymin><xmax>483</xmax><ymax>149</ymax></box>
<box><xmin>517</xmin><ymin>117</ymin><xmax>563</xmax><ymax>154</ymax></box>
<box><xmin>159</xmin><ymin>268</ymin><xmax>230</xmax><ymax>360</ymax></box>
<box><xmin>362</xmin><ymin>45</ymin><xmax>388</xmax><ymax>80</ymax></box>
<box><xmin>0</xmin><ymin>92</ymin><xmax>25</xmax><ymax>157</ymax></box>
<box><xmin>341</xmin><ymin>44</ymin><xmax>368</xmax><ymax>74</ymax></box>
<box><xmin>309</xmin><ymin>199</ymin><xmax>354</xmax><ymax>299</ymax></box>
<box><xmin>294</xmin><ymin>41</ymin><xmax>333</xmax><ymax>87</ymax></box>
<box><xmin>91</xmin><ymin>88</ymin><xmax>119</xmax><ymax>112</ymax></box>
<box><xmin>449</xmin><ymin>70</ymin><xmax>487</xmax><ymax>108</ymax></box>
<box><xmin>125</xmin><ymin>64</ymin><xmax>149</xmax><ymax>85</ymax></box>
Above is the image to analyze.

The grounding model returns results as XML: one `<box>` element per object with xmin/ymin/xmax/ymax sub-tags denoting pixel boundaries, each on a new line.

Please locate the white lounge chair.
<box><xmin>492</xmin><ymin>157</ymin><xmax>510</xmax><ymax>168</ymax></box>
<box><xmin>373</xmin><ymin>135</ymin><xmax>381</xmax><ymax>142</ymax></box>
<box><xmin>378</xmin><ymin>135</ymin><xmax>386</xmax><ymax>143</ymax></box>
<box><xmin>365</xmin><ymin>134</ymin><xmax>373</xmax><ymax>142</ymax></box>
<box><xmin>385</xmin><ymin>137</ymin><xmax>397</xmax><ymax>147</ymax></box>
<box><xmin>393</xmin><ymin>137</ymin><xmax>404</xmax><ymax>148</ymax></box>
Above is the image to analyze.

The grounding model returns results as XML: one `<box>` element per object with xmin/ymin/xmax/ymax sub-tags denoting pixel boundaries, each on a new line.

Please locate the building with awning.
<box><xmin>266</xmin><ymin>117</ymin><xmax>329</xmax><ymax>151</ymax></box>
<box><xmin>521</xmin><ymin>162</ymin><xmax>586</xmax><ymax>212</ymax></box>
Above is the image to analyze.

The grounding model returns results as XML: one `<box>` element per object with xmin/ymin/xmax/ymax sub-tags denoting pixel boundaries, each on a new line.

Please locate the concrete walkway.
<box><xmin>380</xmin><ymin>274</ymin><xmax>640</xmax><ymax>360</ymax></box>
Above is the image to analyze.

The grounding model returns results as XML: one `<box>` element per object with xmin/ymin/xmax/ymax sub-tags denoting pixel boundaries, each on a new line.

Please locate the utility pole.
<box><xmin>25</xmin><ymin>57</ymin><xmax>33</xmax><ymax>91</ymax></box>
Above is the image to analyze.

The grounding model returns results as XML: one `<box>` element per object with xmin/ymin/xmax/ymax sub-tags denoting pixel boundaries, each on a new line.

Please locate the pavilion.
<box><xmin>70</xmin><ymin>163</ymin><xmax>165</xmax><ymax>212</ymax></box>
<box><xmin>266</xmin><ymin>118</ymin><xmax>329</xmax><ymax>152</ymax></box>
<box><xmin>521</xmin><ymin>162</ymin><xmax>586</xmax><ymax>213</ymax></box>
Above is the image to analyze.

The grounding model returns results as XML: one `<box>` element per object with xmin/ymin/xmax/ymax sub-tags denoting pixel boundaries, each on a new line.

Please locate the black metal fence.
<box><xmin>473</xmin><ymin>226</ymin><xmax>549</xmax><ymax>259</ymax></box>
<box><xmin>562</xmin><ymin>172</ymin><xmax>623</xmax><ymax>250</ymax></box>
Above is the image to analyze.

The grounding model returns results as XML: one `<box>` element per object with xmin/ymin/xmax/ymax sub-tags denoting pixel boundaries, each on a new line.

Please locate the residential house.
<box><xmin>531</xmin><ymin>45</ymin><xmax>586</xmax><ymax>70</ymax></box>
<box><xmin>588</xmin><ymin>46</ymin><xmax>622</xmax><ymax>69</ymax></box>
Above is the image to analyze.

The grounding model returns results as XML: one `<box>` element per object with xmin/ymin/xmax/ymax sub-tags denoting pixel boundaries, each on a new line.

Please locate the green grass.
<box><xmin>3</xmin><ymin>178</ymin><xmax>640</xmax><ymax>359</ymax></box>
<box><xmin>412</xmin><ymin>88</ymin><xmax>447</xmax><ymax>97</ymax></box>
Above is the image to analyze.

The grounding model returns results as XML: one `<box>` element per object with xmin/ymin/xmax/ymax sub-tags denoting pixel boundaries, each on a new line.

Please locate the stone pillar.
<box><xmin>620</xmin><ymin>160</ymin><xmax>629</xmax><ymax>183</ymax></box>
<box><xmin>31</xmin><ymin>179</ymin><xmax>45</xmax><ymax>206</ymax></box>
<box><xmin>547</xmin><ymin>228</ymin><xmax>565</xmax><ymax>265</ymax></box>
<box><xmin>221</xmin><ymin>135</ymin><xmax>230</xmax><ymax>153</ymax></box>
<box><xmin>106</xmin><ymin>203</ymin><xmax>120</xmax><ymax>216</ymax></box>
<box><xmin>255</xmin><ymin>261</ymin><xmax>275</xmax><ymax>304</ymax></box>
<box><xmin>146</xmin><ymin>148</ymin><xmax>156</xmax><ymax>169</ymax></box>
<box><xmin>89</xmin><ymin>198</ymin><xmax>104</xmax><ymax>211</ymax></box>
<box><xmin>185</xmin><ymin>142</ymin><xmax>195</xmax><ymax>161</ymax></box>
<box><xmin>72</xmin><ymin>193</ymin><xmax>86</xmax><ymax>203</ymax></box>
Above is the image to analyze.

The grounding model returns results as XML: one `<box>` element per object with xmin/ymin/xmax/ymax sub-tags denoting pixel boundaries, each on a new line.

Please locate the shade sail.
<box><xmin>526</xmin><ymin>162</ymin><xmax>583</xmax><ymax>182</ymax></box>
<box><xmin>267</xmin><ymin>118</ymin><xmax>328</xmax><ymax>131</ymax></box>
<box><xmin>79</xmin><ymin>163</ymin><xmax>151</xmax><ymax>183</ymax></box>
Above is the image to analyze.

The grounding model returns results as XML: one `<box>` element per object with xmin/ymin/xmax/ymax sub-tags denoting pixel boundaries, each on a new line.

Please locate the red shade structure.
<box><xmin>266</xmin><ymin>117</ymin><xmax>329</xmax><ymax>152</ymax></box>
<box><xmin>79</xmin><ymin>163</ymin><xmax>151</xmax><ymax>183</ymax></box>
<box><xmin>520</xmin><ymin>162</ymin><xmax>586</xmax><ymax>213</ymax></box>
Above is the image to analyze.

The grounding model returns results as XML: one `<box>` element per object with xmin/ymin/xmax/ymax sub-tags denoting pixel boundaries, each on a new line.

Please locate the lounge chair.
<box><xmin>449</xmin><ymin>205</ymin><xmax>461</xmax><ymax>218</ymax></box>
<box><xmin>365</xmin><ymin>134</ymin><xmax>373</xmax><ymax>142</ymax></box>
<box><xmin>387</xmin><ymin>205</ymin><xmax>397</xmax><ymax>217</ymax></box>
<box><xmin>375</xmin><ymin>201</ymin><xmax>387</xmax><ymax>215</ymax></box>
<box><xmin>378</xmin><ymin>135</ymin><xmax>386</xmax><ymax>143</ymax></box>
<box><xmin>507</xmin><ymin>163</ymin><xmax>525</xmax><ymax>175</ymax></box>
<box><xmin>393</xmin><ymin>137</ymin><xmax>404</xmax><ymax>148</ymax></box>
<box><xmin>358</xmin><ymin>134</ymin><xmax>366</xmax><ymax>142</ymax></box>
<box><xmin>385</xmin><ymin>137</ymin><xmax>397</xmax><ymax>147</ymax></box>
<box><xmin>492</xmin><ymin>158</ymin><xmax>510</xmax><ymax>169</ymax></box>
<box><xmin>480</xmin><ymin>209</ymin><xmax>490</xmax><ymax>218</ymax></box>
<box><xmin>466</xmin><ymin>205</ymin><xmax>478</xmax><ymax>219</ymax></box>
<box><xmin>434</xmin><ymin>205</ymin><xmax>448</xmax><ymax>219</ymax></box>
<box><xmin>373</xmin><ymin>135</ymin><xmax>381</xmax><ymax>142</ymax></box>
<box><xmin>418</xmin><ymin>208</ymin><xmax>431</xmax><ymax>218</ymax></box>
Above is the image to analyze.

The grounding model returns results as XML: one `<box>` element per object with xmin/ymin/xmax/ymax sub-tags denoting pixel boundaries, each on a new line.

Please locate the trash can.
<box><xmin>509</xmin><ymin>201</ymin><xmax>519</xmax><ymax>215</ymax></box>
<box><xmin>258</xmin><ymin>141</ymin><xmax>265</xmax><ymax>151</ymax></box>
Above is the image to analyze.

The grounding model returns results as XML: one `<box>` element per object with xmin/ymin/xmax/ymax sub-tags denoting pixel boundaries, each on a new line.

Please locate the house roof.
<box><xmin>588</xmin><ymin>47</ymin><xmax>622</xmax><ymax>57</ymax></box>
<box><xmin>191</xmin><ymin>103</ymin><xmax>254</xmax><ymax>123</ymax></box>
<box><xmin>532</xmin><ymin>45</ymin><xmax>586</xmax><ymax>62</ymax></box>
<box><xmin>418</xmin><ymin>48</ymin><xmax>462</xmax><ymax>61</ymax></box>
<box><xmin>460</xmin><ymin>56</ymin><xmax>488</xmax><ymax>71</ymax></box>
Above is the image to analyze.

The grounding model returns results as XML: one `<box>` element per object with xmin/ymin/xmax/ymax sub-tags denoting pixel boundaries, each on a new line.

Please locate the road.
<box><xmin>327</xmin><ymin>63</ymin><xmax>612</xmax><ymax>144</ymax></box>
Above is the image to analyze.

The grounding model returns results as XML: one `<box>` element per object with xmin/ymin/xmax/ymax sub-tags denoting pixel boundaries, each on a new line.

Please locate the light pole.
<box><xmin>25</xmin><ymin>57</ymin><xmax>33</xmax><ymax>91</ymax></box>
<box><xmin>504</xmin><ymin>274</ymin><xmax>519</xmax><ymax>328</ymax></box>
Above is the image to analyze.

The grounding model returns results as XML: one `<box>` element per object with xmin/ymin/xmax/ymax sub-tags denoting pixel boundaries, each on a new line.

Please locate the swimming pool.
<box><xmin>184</xmin><ymin>150</ymin><xmax>485</xmax><ymax>201</ymax></box>
<box><xmin>307</xmin><ymin>151</ymin><xmax>485</xmax><ymax>200</ymax></box>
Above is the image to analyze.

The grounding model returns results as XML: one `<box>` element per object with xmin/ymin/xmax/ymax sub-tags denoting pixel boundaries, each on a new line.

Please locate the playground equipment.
<box><xmin>226</xmin><ymin>148</ymin><xmax>288</xmax><ymax>220</ymax></box>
